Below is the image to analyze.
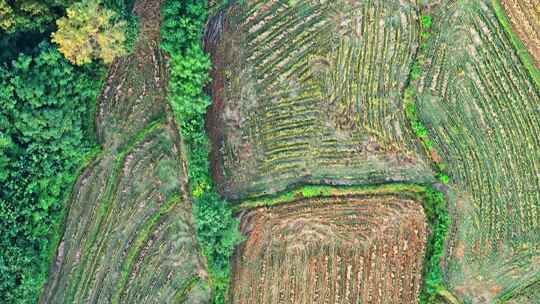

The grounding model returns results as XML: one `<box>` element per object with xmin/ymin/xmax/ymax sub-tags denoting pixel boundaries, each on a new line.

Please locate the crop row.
<box><xmin>211</xmin><ymin>0</ymin><xmax>434</xmax><ymax>200</ymax></box>
<box><xmin>231</xmin><ymin>195</ymin><xmax>427</xmax><ymax>304</ymax></box>
<box><xmin>415</xmin><ymin>1</ymin><xmax>540</xmax><ymax>299</ymax></box>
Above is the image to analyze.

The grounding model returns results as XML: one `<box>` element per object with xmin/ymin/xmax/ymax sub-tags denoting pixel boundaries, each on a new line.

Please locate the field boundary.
<box><xmin>235</xmin><ymin>183</ymin><xmax>425</xmax><ymax>211</ymax></box>
<box><xmin>402</xmin><ymin>7</ymin><xmax>457</xmax><ymax>304</ymax></box>
<box><xmin>491</xmin><ymin>0</ymin><xmax>540</xmax><ymax>89</ymax></box>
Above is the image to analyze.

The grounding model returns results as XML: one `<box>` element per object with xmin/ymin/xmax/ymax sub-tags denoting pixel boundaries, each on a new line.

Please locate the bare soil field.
<box><xmin>231</xmin><ymin>194</ymin><xmax>427</xmax><ymax>304</ymax></box>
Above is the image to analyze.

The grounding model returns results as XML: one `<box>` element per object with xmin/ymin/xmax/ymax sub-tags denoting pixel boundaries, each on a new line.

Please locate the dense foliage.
<box><xmin>0</xmin><ymin>0</ymin><xmax>137</xmax><ymax>65</ymax></box>
<box><xmin>0</xmin><ymin>43</ymin><xmax>104</xmax><ymax>303</ymax></box>
<box><xmin>0</xmin><ymin>0</ymin><xmax>72</xmax><ymax>33</ymax></box>
<box><xmin>419</xmin><ymin>188</ymin><xmax>450</xmax><ymax>304</ymax></box>
<box><xmin>52</xmin><ymin>0</ymin><xmax>127</xmax><ymax>65</ymax></box>
<box><xmin>161</xmin><ymin>1</ymin><xmax>242</xmax><ymax>303</ymax></box>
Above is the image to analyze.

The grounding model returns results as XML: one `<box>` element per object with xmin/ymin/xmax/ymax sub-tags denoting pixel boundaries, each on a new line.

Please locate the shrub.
<box><xmin>421</xmin><ymin>15</ymin><xmax>432</xmax><ymax>29</ymax></box>
<box><xmin>52</xmin><ymin>0</ymin><xmax>127</xmax><ymax>65</ymax></box>
<box><xmin>419</xmin><ymin>188</ymin><xmax>450</xmax><ymax>304</ymax></box>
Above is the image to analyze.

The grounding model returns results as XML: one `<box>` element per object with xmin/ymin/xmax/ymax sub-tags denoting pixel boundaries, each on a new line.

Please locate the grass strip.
<box><xmin>491</xmin><ymin>0</ymin><xmax>540</xmax><ymax>90</ymax></box>
<box><xmin>235</xmin><ymin>183</ymin><xmax>426</xmax><ymax>211</ymax></box>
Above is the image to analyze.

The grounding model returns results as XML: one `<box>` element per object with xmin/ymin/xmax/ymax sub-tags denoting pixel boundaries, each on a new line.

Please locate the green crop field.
<box><xmin>206</xmin><ymin>0</ymin><xmax>434</xmax><ymax>201</ymax></box>
<box><xmin>415</xmin><ymin>0</ymin><xmax>540</xmax><ymax>302</ymax></box>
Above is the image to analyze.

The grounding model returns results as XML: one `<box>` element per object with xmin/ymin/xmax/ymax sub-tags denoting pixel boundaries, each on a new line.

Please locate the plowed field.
<box><xmin>206</xmin><ymin>0</ymin><xmax>434</xmax><ymax>201</ymax></box>
<box><xmin>231</xmin><ymin>194</ymin><xmax>427</xmax><ymax>304</ymax></box>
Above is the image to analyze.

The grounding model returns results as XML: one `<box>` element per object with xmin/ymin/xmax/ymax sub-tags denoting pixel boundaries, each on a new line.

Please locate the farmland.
<box><xmin>500</xmin><ymin>0</ymin><xmax>540</xmax><ymax>71</ymax></box>
<box><xmin>415</xmin><ymin>0</ymin><xmax>540</xmax><ymax>301</ymax></box>
<box><xmin>231</xmin><ymin>193</ymin><xmax>427</xmax><ymax>304</ymax></box>
<box><xmin>1</xmin><ymin>0</ymin><xmax>539</xmax><ymax>302</ymax></box>
<box><xmin>40</xmin><ymin>1</ymin><xmax>210</xmax><ymax>303</ymax></box>
<box><xmin>206</xmin><ymin>0</ymin><xmax>434</xmax><ymax>201</ymax></box>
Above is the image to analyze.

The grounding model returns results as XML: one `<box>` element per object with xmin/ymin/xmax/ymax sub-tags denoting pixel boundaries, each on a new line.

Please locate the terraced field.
<box><xmin>206</xmin><ymin>0</ymin><xmax>434</xmax><ymax>201</ymax></box>
<box><xmin>416</xmin><ymin>0</ymin><xmax>540</xmax><ymax>301</ymax></box>
<box><xmin>40</xmin><ymin>1</ymin><xmax>210</xmax><ymax>303</ymax></box>
<box><xmin>231</xmin><ymin>194</ymin><xmax>427</xmax><ymax>304</ymax></box>
<box><xmin>35</xmin><ymin>0</ymin><xmax>540</xmax><ymax>302</ymax></box>
<box><xmin>500</xmin><ymin>0</ymin><xmax>540</xmax><ymax>69</ymax></box>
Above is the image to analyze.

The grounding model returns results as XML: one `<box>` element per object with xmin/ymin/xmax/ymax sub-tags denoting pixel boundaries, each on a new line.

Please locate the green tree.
<box><xmin>52</xmin><ymin>0</ymin><xmax>127</xmax><ymax>65</ymax></box>
<box><xmin>0</xmin><ymin>0</ymin><xmax>72</xmax><ymax>33</ymax></box>
<box><xmin>0</xmin><ymin>42</ymin><xmax>104</xmax><ymax>303</ymax></box>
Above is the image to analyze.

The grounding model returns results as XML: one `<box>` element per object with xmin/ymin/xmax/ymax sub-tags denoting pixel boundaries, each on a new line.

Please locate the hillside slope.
<box><xmin>40</xmin><ymin>0</ymin><xmax>210</xmax><ymax>303</ymax></box>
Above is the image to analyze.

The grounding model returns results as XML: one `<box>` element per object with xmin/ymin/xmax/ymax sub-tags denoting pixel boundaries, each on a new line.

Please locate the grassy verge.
<box><xmin>236</xmin><ymin>183</ymin><xmax>425</xmax><ymax>211</ymax></box>
<box><xmin>491</xmin><ymin>0</ymin><xmax>540</xmax><ymax>89</ymax></box>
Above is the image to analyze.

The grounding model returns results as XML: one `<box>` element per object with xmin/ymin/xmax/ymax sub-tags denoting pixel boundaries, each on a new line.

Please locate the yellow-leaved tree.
<box><xmin>52</xmin><ymin>0</ymin><xmax>127</xmax><ymax>65</ymax></box>
<box><xmin>0</xmin><ymin>0</ymin><xmax>72</xmax><ymax>33</ymax></box>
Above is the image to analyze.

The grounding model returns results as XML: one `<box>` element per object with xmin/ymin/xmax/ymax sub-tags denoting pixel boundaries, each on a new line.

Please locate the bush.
<box><xmin>52</xmin><ymin>0</ymin><xmax>127</xmax><ymax>65</ymax></box>
<box><xmin>421</xmin><ymin>15</ymin><xmax>432</xmax><ymax>29</ymax></box>
<box><xmin>419</xmin><ymin>188</ymin><xmax>450</xmax><ymax>304</ymax></box>
<box><xmin>0</xmin><ymin>42</ymin><xmax>104</xmax><ymax>303</ymax></box>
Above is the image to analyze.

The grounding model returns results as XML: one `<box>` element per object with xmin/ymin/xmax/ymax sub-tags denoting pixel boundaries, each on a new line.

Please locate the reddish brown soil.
<box><xmin>230</xmin><ymin>195</ymin><xmax>428</xmax><ymax>304</ymax></box>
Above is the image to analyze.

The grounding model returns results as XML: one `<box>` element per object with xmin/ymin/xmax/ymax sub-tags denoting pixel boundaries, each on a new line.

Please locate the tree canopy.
<box><xmin>0</xmin><ymin>42</ymin><xmax>104</xmax><ymax>302</ymax></box>
<box><xmin>52</xmin><ymin>0</ymin><xmax>127</xmax><ymax>65</ymax></box>
<box><xmin>0</xmin><ymin>0</ymin><xmax>73</xmax><ymax>33</ymax></box>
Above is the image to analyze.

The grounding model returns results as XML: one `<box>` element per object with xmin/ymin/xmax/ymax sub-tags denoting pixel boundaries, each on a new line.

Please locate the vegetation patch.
<box><xmin>0</xmin><ymin>43</ymin><xmax>105</xmax><ymax>303</ymax></box>
<box><xmin>40</xmin><ymin>1</ymin><xmax>210</xmax><ymax>303</ymax></box>
<box><xmin>160</xmin><ymin>0</ymin><xmax>242</xmax><ymax>302</ymax></box>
